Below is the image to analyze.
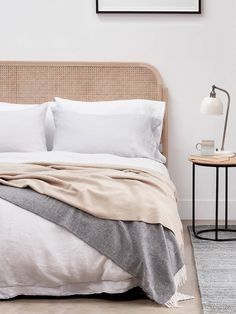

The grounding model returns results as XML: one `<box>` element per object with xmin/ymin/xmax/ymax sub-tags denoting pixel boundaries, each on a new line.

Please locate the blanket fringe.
<box><xmin>164</xmin><ymin>265</ymin><xmax>187</xmax><ymax>308</ymax></box>
<box><xmin>174</xmin><ymin>264</ymin><xmax>187</xmax><ymax>288</ymax></box>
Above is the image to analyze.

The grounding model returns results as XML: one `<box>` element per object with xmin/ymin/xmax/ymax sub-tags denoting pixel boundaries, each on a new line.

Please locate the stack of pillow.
<box><xmin>0</xmin><ymin>98</ymin><xmax>166</xmax><ymax>162</ymax></box>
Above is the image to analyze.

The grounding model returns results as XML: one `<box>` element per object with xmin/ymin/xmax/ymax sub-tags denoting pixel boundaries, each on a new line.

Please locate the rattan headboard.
<box><xmin>0</xmin><ymin>61</ymin><xmax>168</xmax><ymax>158</ymax></box>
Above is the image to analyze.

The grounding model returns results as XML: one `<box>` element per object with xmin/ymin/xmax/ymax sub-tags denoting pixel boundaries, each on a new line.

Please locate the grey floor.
<box><xmin>0</xmin><ymin>220</ymin><xmax>203</xmax><ymax>314</ymax></box>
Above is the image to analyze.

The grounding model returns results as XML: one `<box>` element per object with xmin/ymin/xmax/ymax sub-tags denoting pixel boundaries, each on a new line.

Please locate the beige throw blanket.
<box><xmin>0</xmin><ymin>162</ymin><xmax>183</xmax><ymax>248</ymax></box>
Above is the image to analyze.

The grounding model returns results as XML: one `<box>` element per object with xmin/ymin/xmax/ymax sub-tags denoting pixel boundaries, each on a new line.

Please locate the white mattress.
<box><xmin>0</xmin><ymin>152</ymin><xmax>169</xmax><ymax>299</ymax></box>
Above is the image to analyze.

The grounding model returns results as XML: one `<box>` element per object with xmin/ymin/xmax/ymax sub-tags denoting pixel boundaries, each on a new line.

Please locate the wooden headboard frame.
<box><xmin>0</xmin><ymin>61</ymin><xmax>168</xmax><ymax>159</ymax></box>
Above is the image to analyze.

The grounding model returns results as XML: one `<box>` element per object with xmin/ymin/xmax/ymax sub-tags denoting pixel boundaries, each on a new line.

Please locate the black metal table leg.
<box><xmin>225</xmin><ymin>167</ymin><xmax>228</xmax><ymax>229</ymax></box>
<box><xmin>215</xmin><ymin>167</ymin><xmax>219</xmax><ymax>240</ymax></box>
<box><xmin>192</xmin><ymin>163</ymin><xmax>196</xmax><ymax>236</ymax></box>
<box><xmin>191</xmin><ymin>163</ymin><xmax>236</xmax><ymax>241</ymax></box>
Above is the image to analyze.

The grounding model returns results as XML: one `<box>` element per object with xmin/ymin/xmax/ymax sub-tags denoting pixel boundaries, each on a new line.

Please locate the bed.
<box><xmin>0</xmin><ymin>62</ymin><xmax>185</xmax><ymax>307</ymax></box>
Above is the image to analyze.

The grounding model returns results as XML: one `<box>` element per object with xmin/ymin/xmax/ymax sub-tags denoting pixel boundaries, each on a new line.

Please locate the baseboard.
<box><xmin>178</xmin><ymin>199</ymin><xmax>236</xmax><ymax>220</ymax></box>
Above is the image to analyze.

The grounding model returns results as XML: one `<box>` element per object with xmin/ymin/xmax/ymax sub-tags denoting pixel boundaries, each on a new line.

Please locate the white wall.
<box><xmin>1</xmin><ymin>0</ymin><xmax>236</xmax><ymax>219</ymax></box>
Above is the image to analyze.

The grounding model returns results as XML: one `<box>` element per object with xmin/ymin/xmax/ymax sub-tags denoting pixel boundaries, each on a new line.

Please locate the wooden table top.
<box><xmin>188</xmin><ymin>154</ymin><xmax>236</xmax><ymax>166</ymax></box>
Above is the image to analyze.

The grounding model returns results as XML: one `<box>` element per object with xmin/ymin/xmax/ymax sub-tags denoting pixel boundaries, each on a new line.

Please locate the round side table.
<box><xmin>189</xmin><ymin>155</ymin><xmax>236</xmax><ymax>241</ymax></box>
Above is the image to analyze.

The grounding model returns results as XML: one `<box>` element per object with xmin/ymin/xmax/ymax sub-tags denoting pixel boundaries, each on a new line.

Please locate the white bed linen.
<box><xmin>0</xmin><ymin>151</ymin><xmax>169</xmax><ymax>176</ymax></box>
<box><xmin>0</xmin><ymin>152</ymin><xmax>168</xmax><ymax>299</ymax></box>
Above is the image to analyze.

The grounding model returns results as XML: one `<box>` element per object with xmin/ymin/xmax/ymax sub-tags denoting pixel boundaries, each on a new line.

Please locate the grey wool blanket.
<box><xmin>0</xmin><ymin>186</ymin><xmax>185</xmax><ymax>306</ymax></box>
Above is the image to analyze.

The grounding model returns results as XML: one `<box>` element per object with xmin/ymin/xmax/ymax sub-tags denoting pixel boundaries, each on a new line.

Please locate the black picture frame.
<box><xmin>96</xmin><ymin>0</ymin><xmax>201</xmax><ymax>14</ymax></box>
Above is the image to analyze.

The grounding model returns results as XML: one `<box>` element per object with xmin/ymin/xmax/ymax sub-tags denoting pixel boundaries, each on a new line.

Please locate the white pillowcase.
<box><xmin>0</xmin><ymin>105</ymin><xmax>47</xmax><ymax>152</ymax></box>
<box><xmin>0</xmin><ymin>102</ymin><xmax>55</xmax><ymax>150</ymax></box>
<box><xmin>54</xmin><ymin>97</ymin><xmax>165</xmax><ymax>146</ymax></box>
<box><xmin>52</xmin><ymin>109</ymin><xmax>162</xmax><ymax>160</ymax></box>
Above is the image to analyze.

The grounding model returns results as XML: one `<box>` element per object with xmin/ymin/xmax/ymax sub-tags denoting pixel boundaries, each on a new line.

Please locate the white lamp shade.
<box><xmin>200</xmin><ymin>96</ymin><xmax>223</xmax><ymax>115</ymax></box>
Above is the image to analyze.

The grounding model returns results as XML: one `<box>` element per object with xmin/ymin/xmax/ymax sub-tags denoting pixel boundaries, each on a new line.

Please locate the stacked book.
<box><xmin>189</xmin><ymin>153</ymin><xmax>235</xmax><ymax>162</ymax></box>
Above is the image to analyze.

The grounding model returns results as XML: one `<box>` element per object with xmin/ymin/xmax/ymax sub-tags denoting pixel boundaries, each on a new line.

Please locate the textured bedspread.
<box><xmin>0</xmin><ymin>162</ymin><xmax>185</xmax><ymax>306</ymax></box>
<box><xmin>0</xmin><ymin>162</ymin><xmax>183</xmax><ymax>248</ymax></box>
<box><xmin>0</xmin><ymin>185</ymin><xmax>185</xmax><ymax>306</ymax></box>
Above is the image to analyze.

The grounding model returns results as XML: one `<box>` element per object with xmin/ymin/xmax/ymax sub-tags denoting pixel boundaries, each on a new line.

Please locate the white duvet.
<box><xmin>0</xmin><ymin>152</ymin><xmax>168</xmax><ymax>299</ymax></box>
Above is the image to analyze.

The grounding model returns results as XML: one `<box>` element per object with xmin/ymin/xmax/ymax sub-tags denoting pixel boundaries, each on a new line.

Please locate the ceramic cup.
<box><xmin>196</xmin><ymin>140</ymin><xmax>215</xmax><ymax>156</ymax></box>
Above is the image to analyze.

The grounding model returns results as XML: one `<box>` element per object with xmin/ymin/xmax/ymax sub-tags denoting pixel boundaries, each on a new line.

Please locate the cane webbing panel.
<box><xmin>0</xmin><ymin>61</ymin><xmax>168</xmax><ymax>158</ymax></box>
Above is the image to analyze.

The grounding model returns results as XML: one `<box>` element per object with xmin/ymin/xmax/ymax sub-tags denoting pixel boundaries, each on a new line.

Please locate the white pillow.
<box><xmin>0</xmin><ymin>105</ymin><xmax>47</xmax><ymax>152</ymax></box>
<box><xmin>0</xmin><ymin>102</ymin><xmax>55</xmax><ymax>150</ymax></box>
<box><xmin>52</xmin><ymin>109</ymin><xmax>165</xmax><ymax>161</ymax></box>
<box><xmin>54</xmin><ymin>97</ymin><xmax>165</xmax><ymax>146</ymax></box>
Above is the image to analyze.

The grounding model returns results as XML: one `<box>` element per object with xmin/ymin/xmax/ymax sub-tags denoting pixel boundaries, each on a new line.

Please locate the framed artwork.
<box><xmin>96</xmin><ymin>0</ymin><xmax>201</xmax><ymax>14</ymax></box>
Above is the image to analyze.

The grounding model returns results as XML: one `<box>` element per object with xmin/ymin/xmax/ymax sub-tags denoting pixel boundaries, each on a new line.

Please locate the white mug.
<box><xmin>196</xmin><ymin>140</ymin><xmax>215</xmax><ymax>156</ymax></box>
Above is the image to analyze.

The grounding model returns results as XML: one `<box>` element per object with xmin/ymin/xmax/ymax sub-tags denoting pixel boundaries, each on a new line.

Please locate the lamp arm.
<box><xmin>212</xmin><ymin>85</ymin><xmax>230</xmax><ymax>151</ymax></box>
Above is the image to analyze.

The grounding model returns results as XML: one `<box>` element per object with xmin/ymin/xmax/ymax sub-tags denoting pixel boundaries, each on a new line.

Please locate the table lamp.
<box><xmin>200</xmin><ymin>85</ymin><xmax>233</xmax><ymax>155</ymax></box>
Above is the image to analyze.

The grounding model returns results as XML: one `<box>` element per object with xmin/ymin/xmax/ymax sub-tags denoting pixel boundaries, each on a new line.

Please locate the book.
<box><xmin>189</xmin><ymin>153</ymin><xmax>235</xmax><ymax>162</ymax></box>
